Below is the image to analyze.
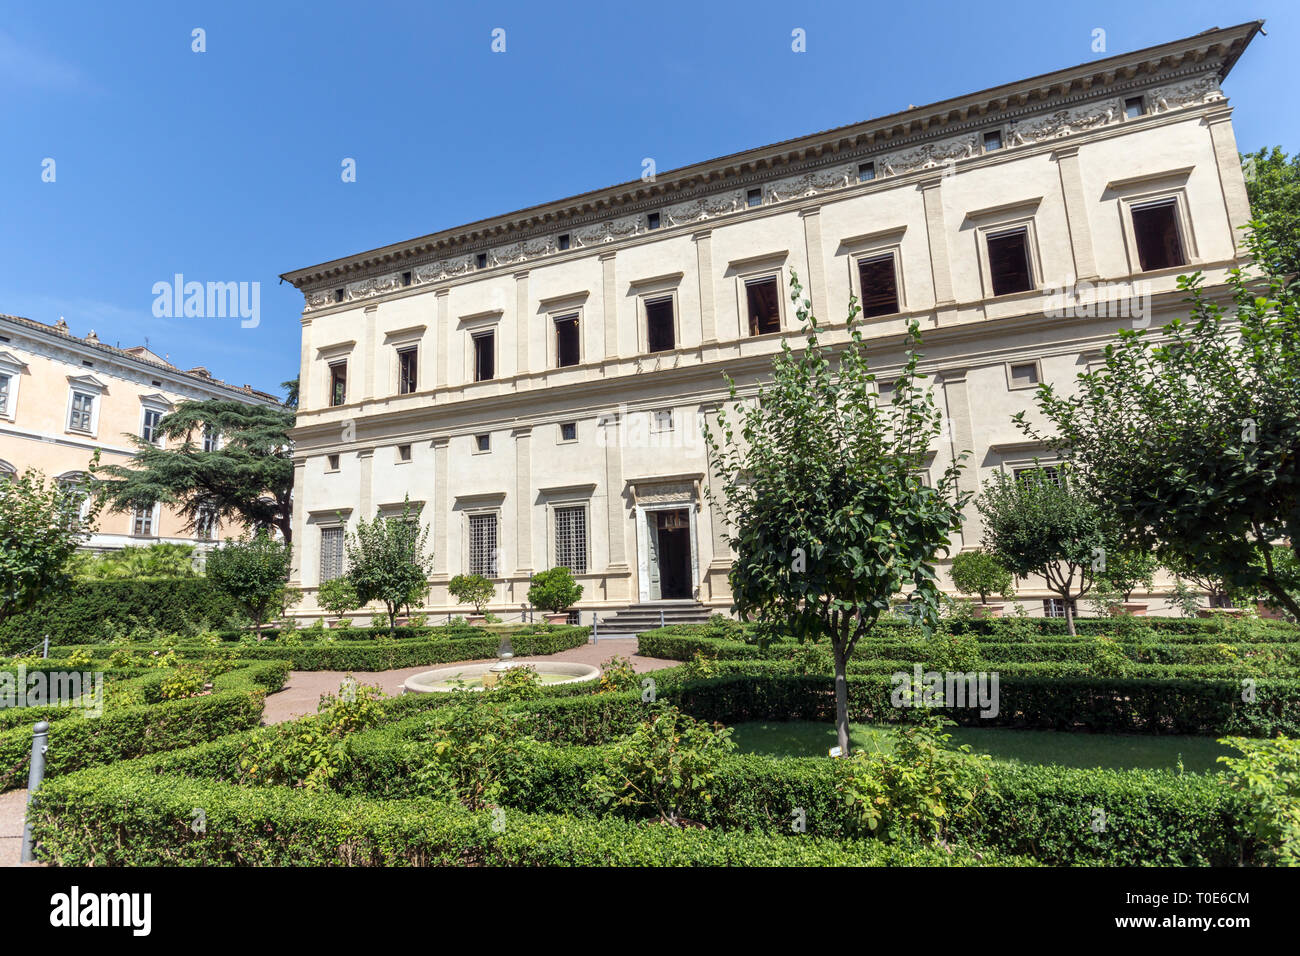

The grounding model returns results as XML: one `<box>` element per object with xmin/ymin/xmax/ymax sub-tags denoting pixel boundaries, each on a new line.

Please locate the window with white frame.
<box><xmin>1043</xmin><ymin>598</ymin><xmax>1076</xmax><ymax>619</ymax></box>
<box><xmin>985</xmin><ymin>227</ymin><xmax>1035</xmax><ymax>296</ymax></box>
<box><xmin>857</xmin><ymin>253</ymin><xmax>901</xmax><ymax>317</ymax></box>
<box><xmin>57</xmin><ymin>475</ymin><xmax>89</xmax><ymax>530</ymax></box>
<box><xmin>554</xmin><ymin>314</ymin><xmax>580</xmax><ymax>367</ymax></box>
<box><xmin>68</xmin><ymin>391</ymin><xmax>95</xmax><ymax>433</ymax></box>
<box><xmin>651</xmin><ymin>409</ymin><xmax>674</xmax><ymax>432</ymax></box>
<box><xmin>468</xmin><ymin>512</ymin><xmax>498</xmax><ymax>577</ymax></box>
<box><xmin>744</xmin><ymin>276</ymin><xmax>782</xmax><ymax>336</ymax></box>
<box><xmin>398</xmin><ymin>346</ymin><xmax>418</xmax><ymax>394</ymax></box>
<box><xmin>320</xmin><ymin>526</ymin><xmax>345</xmax><ymax>582</ymax></box>
<box><xmin>1014</xmin><ymin>464</ymin><xmax>1063</xmax><ymax>489</ymax></box>
<box><xmin>0</xmin><ymin>373</ymin><xmax>9</xmax><ymax>416</ymax></box>
<box><xmin>645</xmin><ymin>295</ymin><xmax>675</xmax><ymax>352</ymax></box>
<box><xmin>203</xmin><ymin>426</ymin><xmax>220</xmax><ymax>452</ymax></box>
<box><xmin>132</xmin><ymin>505</ymin><xmax>155</xmax><ymax>537</ymax></box>
<box><xmin>554</xmin><ymin>505</ymin><xmax>588</xmax><ymax>574</ymax></box>
<box><xmin>142</xmin><ymin>408</ymin><xmax>164</xmax><ymax>445</ymax></box>
<box><xmin>196</xmin><ymin>508</ymin><xmax>217</xmax><ymax>541</ymax></box>
<box><xmin>1130</xmin><ymin>198</ymin><xmax>1187</xmax><ymax>272</ymax></box>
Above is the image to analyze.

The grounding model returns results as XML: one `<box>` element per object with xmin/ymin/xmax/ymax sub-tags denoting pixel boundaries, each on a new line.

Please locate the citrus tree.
<box><xmin>344</xmin><ymin>500</ymin><xmax>434</xmax><ymax>628</ymax></box>
<box><xmin>705</xmin><ymin>271</ymin><xmax>968</xmax><ymax>756</ymax></box>
<box><xmin>206</xmin><ymin>531</ymin><xmax>293</xmax><ymax>631</ymax></box>
<box><xmin>949</xmin><ymin>549</ymin><xmax>1014</xmax><ymax>605</ymax></box>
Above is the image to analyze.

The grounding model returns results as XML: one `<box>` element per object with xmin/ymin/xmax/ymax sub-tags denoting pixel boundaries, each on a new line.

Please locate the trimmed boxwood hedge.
<box><xmin>27</xmin><ymin>755</ymin><xmax>1020</xmax><ymax>867</ymax></box>
<box><xmin>43</xmin><ymin>626</ymin><xmax>590</xmax><ymax>671</ymax></box>
<box><xmin>0</xmin><ymin>660</ymin><xmax>288</xmax><ymax>792</ymax></box>
<box><xmin>0</xmin><ymin>578</ymin><xmax>242</xmax><ymax>652</ymax></box>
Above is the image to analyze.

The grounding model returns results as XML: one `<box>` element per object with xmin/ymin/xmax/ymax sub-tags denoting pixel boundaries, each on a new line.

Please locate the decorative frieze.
<box><xmin>300</xmin><ymin>69</ymin><xmax>1226</xmax><ymax>314</ymax></box>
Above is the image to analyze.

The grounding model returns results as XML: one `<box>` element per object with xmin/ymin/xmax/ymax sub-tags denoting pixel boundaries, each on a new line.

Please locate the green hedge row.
<box><xmin>0</xmin><ymin>660</ymin><xmax>288</xmax><ymax>792</ymax></box>
<box><xmin>0</xmin><ymin>578</ymin><xmax>243</xmax><ymax>652</ymax></box>
<box><xmin>328</xmin><ymin>694</ymin><xmax>1256</xmax><ymax>867</ymax></box>
<box><xmin>43</xmin><ymin>626</ymin><xmax>590</xmax><ymax>671</ymax></box>
<box><xmin>27</xmin><ymin>754</ymin><xmax>1019</xmax><ymax>866</ymax></box>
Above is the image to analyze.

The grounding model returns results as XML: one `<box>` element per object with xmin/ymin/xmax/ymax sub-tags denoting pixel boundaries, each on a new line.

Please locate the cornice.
<box><xmin>282</xmin><ymin>22</ymin><xmax>1260</xmax><ymax>302</ymax></box>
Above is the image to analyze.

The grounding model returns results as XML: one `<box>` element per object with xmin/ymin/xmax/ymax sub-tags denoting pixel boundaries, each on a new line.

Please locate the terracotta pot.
<box><xmin>971</xmin><ymin>603</ymin><xmax>1004</xmax><ymax>619</ymax></box>
<box><xmin>393</xmin><ymin>616</ymin><xmax>410</xmax><ymax>628</ymax></box>
<box><xmin>467</xmin><ymin>614</ymin><xmax>488</xmax><ymax>626</ymax></box>
<box><xmin>1108</xmin><ymin>603</ymin><xmax>1148</xmax><ymax>617</ymax></box>
<box><xmin>544</xmin><ymin>612</ymin><xmax>570</xmax><ymax>625</ymax></box>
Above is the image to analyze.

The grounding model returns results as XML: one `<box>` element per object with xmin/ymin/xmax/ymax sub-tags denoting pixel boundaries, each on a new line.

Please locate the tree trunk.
<box><xmin>1063</xmin><ymin>596</ymin><xmax>1077</xmax><ymax>637</ymax></box>
<box><xmin>1259</xmin><ymin>576</ymin><xmax>1300</xmax><ymax>622</ymax></box>
<box><xmin>832</xmin><ymin>644</ymin><xmax>851</xmax><ymax>757</ymax></box>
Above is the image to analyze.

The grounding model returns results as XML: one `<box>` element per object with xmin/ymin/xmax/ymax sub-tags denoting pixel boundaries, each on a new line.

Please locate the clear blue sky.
<box><xmin>2</xmin><ymin>0</ymin><xmax>1294</xmax><ymax>397</ymax></box>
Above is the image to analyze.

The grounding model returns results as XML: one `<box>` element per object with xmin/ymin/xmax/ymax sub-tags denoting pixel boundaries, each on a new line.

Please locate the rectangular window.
<box><xmin>1043</xmin><ymin>598</ymin><xmax>1076</xmax><ymax>619</ymax></box>
<box><xmin>475</xmin><ymin>434</ymin><xmax>490</xmax><ymax>453</ymax></box>
<box><xmin>473</xmin><ymin>331</ymin><xmax>495</xmax><ymax>382</ymax></box>
<box><xmin>398</xmin><ymin>347</ymin><xmax>418</xmax><ymax>394</ymax></box>
<box><xmin>329</xmin><ymin>362</ymin><xmax>347</xmax><ymax>406</ymax></box>
<box><xmin>858</xmin><ymin>161</ymin><xmax>875</xmax><ymax>182</ymax></box>
<box><xmin>1131</xmin><ymin>199</ymin><xmax>1186</xmax><ymax>272</ymax></box>
<box><xmin>334</xmin><ymin>289</ymin><xmax>345</xmax><ymax>303</ymax></box>
<box><xmin>555</xmin><ymin>314</ymin><xmax>580</xmax><ymax>367</ymax></box>
<box><xmin>645</xmin><ymin>296</ymin><xmax>675</xmax><ymax>352</ymax></box>
<box><xmin>1009</xmin><ymin>363</ymin><xmax>1039</xmax><ymax>388</ymax></box>
<box><xmin>857</xmin><ymin>254</ymin><xmax>900</xmax><ymax>318</ymax></box>
<box><xmin>132</xmin><ymin>506</ymin><xmax>154</xmax><ymax>537</ymax></box>
<box><xmin>983</xmin><ymin>129</ymin><xmax>1003</xmax><ymax>152</ymax></box>
<box><xmin>327</xmin><ymin>454</ymin><xmax>340</xmax><ymax>471</ymax></box>
<box><xmin>986</xmin><ymin>228</ymin><xmax>1033</xmax><ymax>296</ymax></box>
<box><xmin>476</xmin><ymin>253</ymin><xmax>488</xmax><ymax>269</ymax></box>
<box><xmin>745</xmin><ymin>277</ymin><xmax>781</xmax><ymax>336</ymax></box>
<box><xmin>557</xmin><ymin>233</ymin><xmax>570</xmax><ymax>251</ymax></box>
<box><xmin>469</xmin><ymin>513</ymin><xmax>498</xmax><ymax>577</ymax></box>
<box><xmin>1124</xmin><ymin>96</ymin><xmax>1144</xmax><ymax>119</ymax></box>
<box><xmin>142</xmin><ymin>408</ymin><xmax>163</xmax><ymax>445</ymax></box>
<box><xmin>554</xmin><ymin>505</ymin><xmax>588</xmax><ymax>574</ymax></box>
<box><xmin>320</xmin><ymin>526</ymin><xmax>344</xmax><ymax>582</ymax></box>
<box><xmin>877</xmin><ymin>382</ymin><xmax>896</xmax><ymax>405</ymax></box>
<box><xmin>196</xmin><ymin>509</ymin><xmax>217</xmax><ymax>541</ymax></box>
<box><xmin>746</xmin><ymin>188</ymin><xmax>762</xmax><ymax>208</ymax></box>
<box><xmin>647</xmin><ymin>212</ymin><xmax>661</xmax><ymax>230</ymax></box>
<box><xmin>1014</xmin><ymin>465</ymin><xmax>1063</xmax><ymax>488</ymax></box>
<box><xmin>559</xmin><ymin>421</ymin><xmax>577</xmax><ymax>442</ymax></box>
<box><xmin>397</xmin><ymin>444</ymin><xmax>412</xmax><ymax>462</ymax></box>
<box><xmin>202</xmin><ymin>426</ymin><xmax>219</xmax><ymax>452</ymax></box>
<box><xmin>401</xmin><ymin>271</ymin><xmax>412</xmax><ymax>287</ymax></box>
<box><xmin>68</xmin><ymin>391</ymin><xmax>94</xmax><ymax>432</ymax></box>
<box><xmin>652</xmin><ymin>409</ymin><xmax>673</xmax><ymax>432</ymax></box>
<box><xmin>0</xmin><ymin>374</ymin><xmax>9</xmax><ymax>415</ymax></box>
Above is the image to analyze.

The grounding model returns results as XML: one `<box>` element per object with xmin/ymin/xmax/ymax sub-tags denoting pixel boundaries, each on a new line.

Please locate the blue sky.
<box><xmin>2</xmin><ymin>0</ymin><xmax>1294</xmax><ymax>398</ymax></box>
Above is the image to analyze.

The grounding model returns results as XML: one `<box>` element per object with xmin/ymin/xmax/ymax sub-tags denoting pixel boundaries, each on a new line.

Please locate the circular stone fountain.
<box><xmin>402</xmin><ymin>658</ymin><xmax>600</xmax><ymax>694</ymax></box>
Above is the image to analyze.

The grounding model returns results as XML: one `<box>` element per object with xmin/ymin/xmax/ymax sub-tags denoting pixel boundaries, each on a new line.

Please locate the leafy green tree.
<box><xmin>94</xmin><ymin>399</ymin><xmax>295</xmax><ymax>543</ymax></box>
<box><xmin>206</xmin><ymin>531</ymin><xmax>294</xmax><ymax>631</ymax></box>
<box><xmin>949</xmin><ymin>549</ymin><xmax>1014</xmax><ymax>605</ymax></box>
<box><xmin>1020</xmin><ymin>227</ymin><xmax>1300</xmax><ymax>620</ymax></box>
<box><xmin>448</xmin><ymin>573</ymin><xmax>495</xmax><ymax>616</ymax></box>
<box><xmin>705</xmin><ymin>271</ymin><xmax>968</xmax><ymax>756</ymax></box>
<box><xmin>0</xmin><ymin>468</ymin><xmax>100</xmax><ymax>626</ymax></box>
<box><xmin>1098</xmin><ymin>547</ymin><xmax>1159</xmax><ymax>604</ymax></box>
<box><xmin>527</xmin><ymin>567</ymin><xmax>583</xmax><ymax>615</ymax></box>
<box><xmin>345</xmin><ymin>501</ymin><xmax>435</xmax><ymax>628</ymax></box>
<box><xmin>316</xmin><ymin>576</ymin><xmax>359</xmax><ymax>621</ymax></box>
<box><xmin>976</xmin><ymin>465</ymin><xmax>1109</xmax><ymax>636</ymax></box>
<box><xmin>1243</xmin><ymin>147</ymin><xmax>1300</xmax><ymax>284</ymax></box>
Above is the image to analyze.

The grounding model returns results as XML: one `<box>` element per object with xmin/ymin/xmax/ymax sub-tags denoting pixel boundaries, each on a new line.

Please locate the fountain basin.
<box><xmin>403</xmin><ymin>661</ymin><xmax>600</xmax><ymax>693</ymax></box>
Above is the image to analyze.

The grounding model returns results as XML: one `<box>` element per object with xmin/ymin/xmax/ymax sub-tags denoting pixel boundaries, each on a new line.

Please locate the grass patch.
<box><xmin>729</xmin><ymin>720</ymin><xmax>1237</xmax><ymax>773</ymax></box>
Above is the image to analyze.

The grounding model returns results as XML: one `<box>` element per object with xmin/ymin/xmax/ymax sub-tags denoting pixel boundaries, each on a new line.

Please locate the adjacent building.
<box><xmin>282</xmin><ymin>22</ymin><xmax>1261</xmax><ymax>620</ymax></box>
<box><xmin>0</xmin><ymin>313</ymin><xmax>282</xmax><ymax>551</ymax></box>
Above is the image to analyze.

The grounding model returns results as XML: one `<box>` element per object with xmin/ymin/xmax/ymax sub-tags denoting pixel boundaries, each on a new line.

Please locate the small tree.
<box><xmin>527</xmin><ymin>567</ymin><xmax>583</xmax><ymax>615</ymax></box>
<box><xmin>448</xmin><ymin>574</ymin><xmax>494</xmax><ymax>616</ymax></box>
<box><xmin>344</xmin><ymin>500</ymin><xmax>435</xmax><ymax>629</ymax></box>
<box><xmin>976</xmin><ymin>465</ymin><xmax>1109</xmax><ymax>636</ymax></box>
<box><xmin>949</xmin><ymin>549</ymin><xmax>1014</xmax><ymax>605</ymax></box>
<box><xmin>706</xmin><ymin>271</ymin><xmax>968</xmax><ymax>756</ymax></box>
<box><xmin>317</xmin><ymin>576</ymin><xmax>359</xmax><ymax>622</ymax></box>
<box><xmin>206</xmin><ymin>531</ymin><xmax>293</xmax><ymax>632</ymax></box>
<box><xmin>1099</xmin><ymin>547</ymin><xmax>1159</xmax><ymax>604</ymax></box>
<box><xmin>0</xmin><ymin>468</ymin><xmax>101</xmax><ymax>627</ymax></box>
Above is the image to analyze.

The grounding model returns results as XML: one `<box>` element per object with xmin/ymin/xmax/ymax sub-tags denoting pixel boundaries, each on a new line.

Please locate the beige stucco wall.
<box><xmin>286</xmin><ymin>54</ymin><xmax>1255</xmax><ymax>622</ymax></box>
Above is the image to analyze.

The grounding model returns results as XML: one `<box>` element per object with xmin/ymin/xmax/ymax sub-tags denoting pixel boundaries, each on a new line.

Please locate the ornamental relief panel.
<box><xmin>301</xmin><ymin>71</ymin><xmax>1224</xmax><ymax>312</ymax></box>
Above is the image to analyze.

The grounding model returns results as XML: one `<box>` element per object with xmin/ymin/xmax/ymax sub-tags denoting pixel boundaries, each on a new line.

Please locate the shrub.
<box><xmin>1218</xmin><ymin>734</ymin><xmax>1300</xmax><ymax>865</ymax></box>
<box><xmin>836</xmin><ymin>716</ymin><xmax>995</xmax><ymax>843</ymax></box>
<box><xmin>950</xmin><ymin>550</ymin><xmax>1014</xmax><ymax>605</ymax></box>
<box><xmin>448</xmin><ymin>574</ymin><xmax>494</xmax><ymax>615</ymax></box>
<box><xmin>527</xmin><ymin>567</ymin><xmax>583</xmax><ymax>614</ymax></box>
<box><xmin>598</xmin><ymin>655</ymin><xmax>638</xmax><ymax>693</ymax></box>
<box><xmin>206</xmin><ymin>532</ymin><xmax>294</xmax><ymax>631</ymax></box>
<box><xmin>588</xmin><ymin>704</ymin><xmax>735</xmax><ymax>825</ymax></box>
<box><xmin>317</xmin><ymin>577</ymin><xmax>360</xmax><ymax>620</ymax></box>
<box><xmin>489</xmin><ymin>665</ymin><xmax>543</xmax><ymax>702</ymax></box>
<box><xmin>410</xmin><ymin>705</ymin><xmax>533</xmax><ymax>811</ymax></box>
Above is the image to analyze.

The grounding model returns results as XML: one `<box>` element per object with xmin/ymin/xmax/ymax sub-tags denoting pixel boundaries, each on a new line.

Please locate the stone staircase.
<box><xmin>594</xmin><ymin>600</ymin><xmax>714</xmax><ymax>640</ymax></box>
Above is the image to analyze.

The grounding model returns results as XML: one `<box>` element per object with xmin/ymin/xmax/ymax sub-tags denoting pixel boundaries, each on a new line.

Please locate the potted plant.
<box><xmin>527</xmin><ymin>567</ymin><xmax>584</xmax><ymax>624</ymax></box>
<box><xmin>950</xmin><ymin>549</ymin><xmax>1014</xmax><ymax>618</ymax></box>
<box><xmin>448</xmin><ymin>573</ymin><xmax>495</xmax><ymax>625</ymax></box>
<box><xmin>317</xmin><ymin>576</ymin><xmax>359</xmax><ymax>628</ymax></box>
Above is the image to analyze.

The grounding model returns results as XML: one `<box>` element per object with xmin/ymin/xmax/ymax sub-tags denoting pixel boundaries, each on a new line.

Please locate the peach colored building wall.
<box><xmin>0</xmin><ymin>315</ymin><xmax>280</xmax><ymax>551</ymax></box>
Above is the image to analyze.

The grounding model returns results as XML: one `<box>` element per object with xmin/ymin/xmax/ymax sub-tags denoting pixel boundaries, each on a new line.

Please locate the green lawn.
<box><xmin>728</xmin><ymin>720</ymin><xmax>1235</xmax><ymax>773</ymax></box>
